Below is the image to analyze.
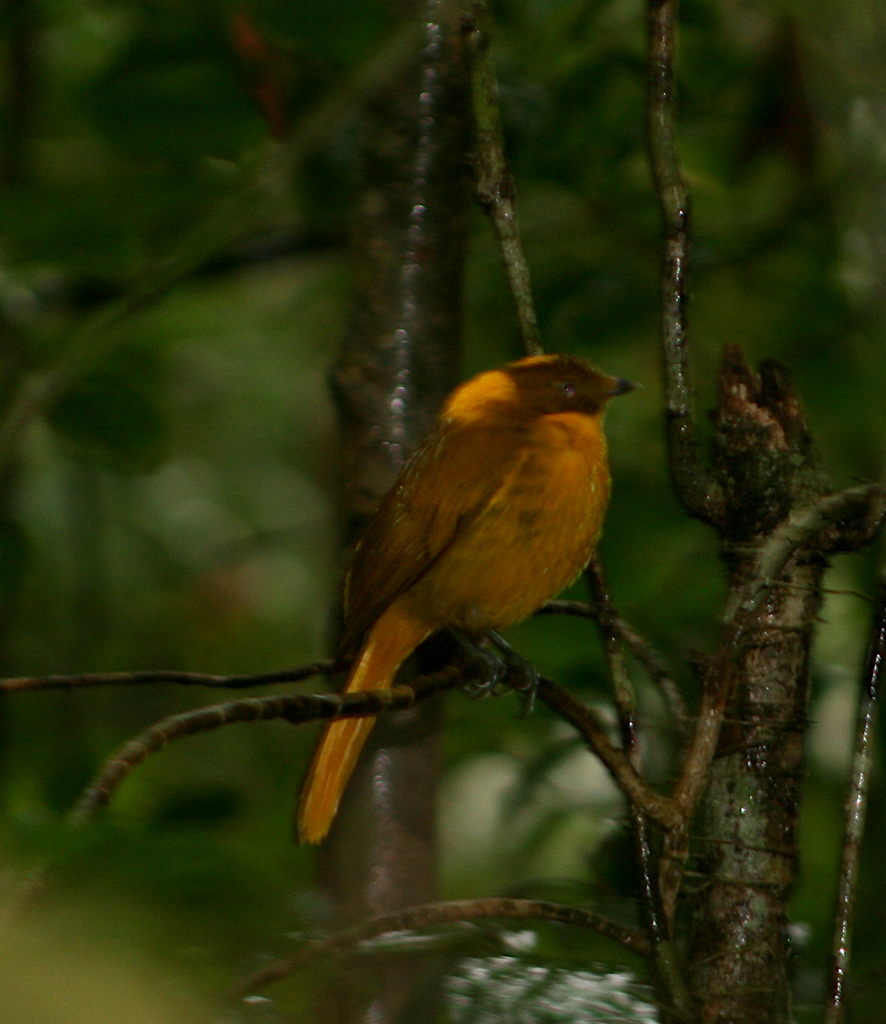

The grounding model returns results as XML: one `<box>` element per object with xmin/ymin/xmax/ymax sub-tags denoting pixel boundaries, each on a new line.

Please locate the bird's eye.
<box><xmin>558</xmin><ymin>380</ymin><xmax>577</xmax><ymax>398</ymax></box>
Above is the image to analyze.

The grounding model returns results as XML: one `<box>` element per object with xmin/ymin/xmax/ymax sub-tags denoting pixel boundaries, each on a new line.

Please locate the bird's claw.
<box><xmin>485</xmin><ymin>629</ymin><xmax>539</xmax><ymax>715</ymax></box>
<box><xmin>460</xmin><ymin>644</ymin><xmax>507</xmax><ymax>698</ymax></box>
<box><xmin>508</xmin><ymin>660</ymin><xmax>539</xmax><ymax>717</ymax></box>
<box><xmin>451</xmin><ymin>630</ymin><xmax>540</xmax><ymax>712</ymax></box>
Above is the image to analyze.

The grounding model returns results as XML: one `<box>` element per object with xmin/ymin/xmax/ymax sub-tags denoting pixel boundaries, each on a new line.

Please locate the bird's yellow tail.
<box><xmin>297</xmin><ymin>603</ymin><xmax>430</xmax><ymax>843</ymax></box>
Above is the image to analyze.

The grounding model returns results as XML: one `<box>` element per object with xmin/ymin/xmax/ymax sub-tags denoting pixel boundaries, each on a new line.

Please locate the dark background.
<box><xmin>0</xmin><ymin>0</ymin><xmax>885</xmax><ymax>1020</ymax></box>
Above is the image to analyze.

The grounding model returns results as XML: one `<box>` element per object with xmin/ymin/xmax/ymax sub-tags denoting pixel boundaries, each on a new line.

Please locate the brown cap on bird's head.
<box><xmin>442</xmin><ymin>353</ymin><xmax>636</xmax><ymax>428</ymax></box>
<box><xmin>503</xmin><ymin>354</ymin><xmax>637</xmax><ymax>416</ymax></box>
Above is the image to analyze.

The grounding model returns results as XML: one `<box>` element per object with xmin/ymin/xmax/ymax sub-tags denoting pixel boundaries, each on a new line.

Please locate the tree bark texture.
<box><xmin>317</xmin><ymin>3</ymin><xmax>471</xmax><ymax>1022</ymax></box>
<box><xmin>685</xmin><ymin>347</ymin><xmax>853</xmax><ymax>1024</ymax></box>
<box><xmin>688</xmin><ymin>548</ymin><xmax>821</xmax><ymax>1024</ymax></box>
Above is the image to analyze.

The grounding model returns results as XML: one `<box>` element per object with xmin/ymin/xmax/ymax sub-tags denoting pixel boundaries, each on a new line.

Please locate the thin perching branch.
<box><xmin>585</xmin><ymin>555</ymin><xmax>638</xmax><ymax>746</ymax></box>
<box><xmin>0</xmin><ymin>661</ymin><xmax>338</xmax><ymax>693</ymax></box>
<box><xmin>536</xmin><ymin>675</ymin><xmax>679</xmax><ymax>829</ymax></box>
<box><xmin>585</xmin><ymin>555</ymin><xmax>694</xmax><ymax>1021</ymax></box>
<box><xmin>539</xmin><ymin>598</ymin><xmax>688</xmax><ymax>737</ymax></box>
<box><xmin>70</xmin><ymin>668</ymin><xmax>464</xmax><ymax>824</ymax></box>
<box><xmin>233</xmin><ymin>896</ymin><xmax>650</xmax><ymax>997</ymax></box>
<box><xmin>824</xmin><ymin>568</ymin><xmax>886</xmax><ymax>1024</ymax></box>
<box><xmin>58</xmin><ymin>657</ymin><xmax>679</xmax><ymax>832</ymax></box>
<box><xmin>464</xmin><ymin>0</ymin><xmax>542</xmax><ymax>357</ymax></box>
<box><xmin>646</xmin><ymin>0</ymin><xmax>722</xmax><ymax>525</ymax></box>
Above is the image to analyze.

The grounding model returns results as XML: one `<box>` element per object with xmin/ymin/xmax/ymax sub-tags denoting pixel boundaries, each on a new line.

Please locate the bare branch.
<box><xmin>722</xmin><ymin>485</ymin><xmax>886</xmax><ymax>629</ymax></box>
<box><xmin>0</xmin><ymin>661</ymin><xmax>338</xmax><ymax>693</ymax></box>
<box><xmin>536</xmin><ymin>676</ymin><xmax>680</xmax><ymax>829</ymax></box>
<box><xmin>537</xmin><ymin>599</ymin><xmax>597</xmax><ymax>618</ymax></box>
<box><xmin>70</xmin><ymin>667</ymin><xmax>464</xmax><ymax>823</ymax></box>
<box><xmin>824</xmin><ymin>570</ymin><xmax>886</xmax><ymax>1024</ymax></box>
<box><xmin>464</xmin><ymin>1</ymin><xmax>542</xmax><ymax>356</ymax></box>
<box><xmin>539</xmin><ymin>599</ymin><xmax>688</xmax><ymax>736</ymax></box>
<box><xmin>52</xmin><ymin>648</ymin><xmax>679</xmax><ymax>833</ymax></box>
<box><xmin>584</xmin><ymin>557</ymin><xmax>693</xmax><ymax>1015</ymax></box>
<box><xmin>585</xmin><ymin>556</ymin><xmax>637</xmax><ymax>749</ymax></box>
<box><xmin>646</xmin><ymin>0</ymin><xmax>722</xmax><ymax>525</ymax></box>
<box><xmin>233</xmin><ymin>896</ymin><xmax>650</xmax><ymax>997</ymax></box>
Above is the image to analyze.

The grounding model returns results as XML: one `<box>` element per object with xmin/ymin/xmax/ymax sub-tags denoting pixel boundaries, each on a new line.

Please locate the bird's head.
<box><xmin>443</xmin><ymin>353</ymin><xmax>635</xmax><ymax>428</ymax></box>
<box><xmin>503</xmin><ymin>354</ymin><xmax>636</xmax><ymax>417</ymax></box>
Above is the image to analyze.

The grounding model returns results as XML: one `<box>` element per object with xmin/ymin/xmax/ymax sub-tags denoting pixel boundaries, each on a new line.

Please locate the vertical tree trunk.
<box><xmin>685</xmin><ymin>349</ymin><xmax>839</xmax><ymax>1023</ymax></box>
<box><xmin>318</xmin><ymin>3</ymin><xmax>471</xmax><ymax>1021</ymax></box>
<box><xmin>688</xmin><ymin>547</ymin><xmax>822</xmax><ymax>1023</ymax></box>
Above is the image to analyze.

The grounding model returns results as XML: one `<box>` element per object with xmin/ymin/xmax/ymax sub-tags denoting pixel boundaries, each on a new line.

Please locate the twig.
<box><xmin>464</xmin><ymin>0</ymin><xmax>542</xmax><ymax>356</ymax></box>
<box><xmin>722</xmin><ymin>485</ymin><xmax>886</xmax><ymax>630</ymax></box>
<box><xmin>646</xmin><ymin>0</ymin><xmax>722</xmax><ymax>526</ymax></box>
<box><xmin>539</xmin><ymin>599</ymin><xmax>688</xmax><ymax>736</ymax></box>
<box><xmin>58</xmin><ymin>655</ymin><xmax>676</xmax><ymax>830</ymax></box>
<box><xmin>585</xmin><ymin>556</ymin><xmax>637</xmax><ymax>743</ymax></box>
<box><xmin>535</xmin><ymin>675</ymin><xmax>679</xmax><ymax>829</ymax></box>
<box><xmin>70</xmin><ymin>667</ymin><xmax>464</xmax><ymax>823</ymax></box>
<box><xmin>586</xmin><ymin>556</ymin><xmax>676</xmax><ymax>972</ymax></box>
<box><xmin>537</xmin><ymin>599</ymin><xmax>597</xmax><ymax>618</ymax></box>
<box><xmin>232</xmin><ymin>896</ymin><xmax>650</xmax><ymax>997</ymax></box>
<box><xmin>824</xmin><ymin>570</ymin><xmax>886</xmax><ymax>1024</ymax></box>
<box><xmin>587</xmin><ymin>561</ymin><xmax>695</xmax><ymax>1018</ymax></box>
<box><xmin>0</xmin><ymin>661</ymin><xmax>338</xmax><ymax>693</ymax></box>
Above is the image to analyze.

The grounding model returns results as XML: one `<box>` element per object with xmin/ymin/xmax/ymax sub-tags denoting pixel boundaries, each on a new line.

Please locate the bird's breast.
<box><xmin>400</xmin><ymin>409</ymin><xmax>611</xmax><ymax>632</ymax></box>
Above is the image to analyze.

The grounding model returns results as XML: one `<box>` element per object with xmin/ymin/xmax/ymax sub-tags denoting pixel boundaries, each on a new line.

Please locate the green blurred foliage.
<box><xmin>0</xmin><ymin>0</ymin><xmax>885</xmax><ymax>1020</ymax></box>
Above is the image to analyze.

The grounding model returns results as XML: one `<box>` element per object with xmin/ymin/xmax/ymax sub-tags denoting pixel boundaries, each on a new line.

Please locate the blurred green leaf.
<box><xmin>49</xmin><ymin>369</ymin><xmax>167</xmax><ymax>472</ymax></box>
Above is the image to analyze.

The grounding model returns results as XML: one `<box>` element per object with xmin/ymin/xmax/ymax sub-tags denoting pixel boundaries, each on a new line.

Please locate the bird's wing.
<box><xmin>340</xmin><ymin>417</ymin><xmax>525</xmax><ymax>653</ymax></box>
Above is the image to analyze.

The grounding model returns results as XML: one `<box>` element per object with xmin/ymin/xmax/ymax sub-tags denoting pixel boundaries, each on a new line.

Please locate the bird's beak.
<box><xmin>608</xmin><ymin>377</ymin><xmax>638</xmax><ymax>397</ymax></box>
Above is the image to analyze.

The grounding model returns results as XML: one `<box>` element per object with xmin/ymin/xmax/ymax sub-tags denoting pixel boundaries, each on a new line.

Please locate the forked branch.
<box><xmin>63</xmin><ymin>656</ymin><xmax>678</xmax><ymax>830</ymax></box>
<box><xmin>674</xmin><ymin>483</ymin><xmax>886</xmax><ymax>821</ymax></box>
<box><xmin>70</xmin><ymin>670</ymin><xmax>462</xmax><ymax>823</ymax></box>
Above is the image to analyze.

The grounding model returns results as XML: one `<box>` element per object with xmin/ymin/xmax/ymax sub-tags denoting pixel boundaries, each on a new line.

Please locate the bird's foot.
<box><xmin>451</xmin><ymin>629</ymin><xmax>539</xmax><ymax>713</ymax></box>
<box><xmin>449</xmin><ymin>630</ymin><xmax>507</xmax><ymax>698</ymax></box>
<box><xmin>486</xmin><ymin>629</ymin><xmax>539</xmax><ymax>716</ymax></box>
